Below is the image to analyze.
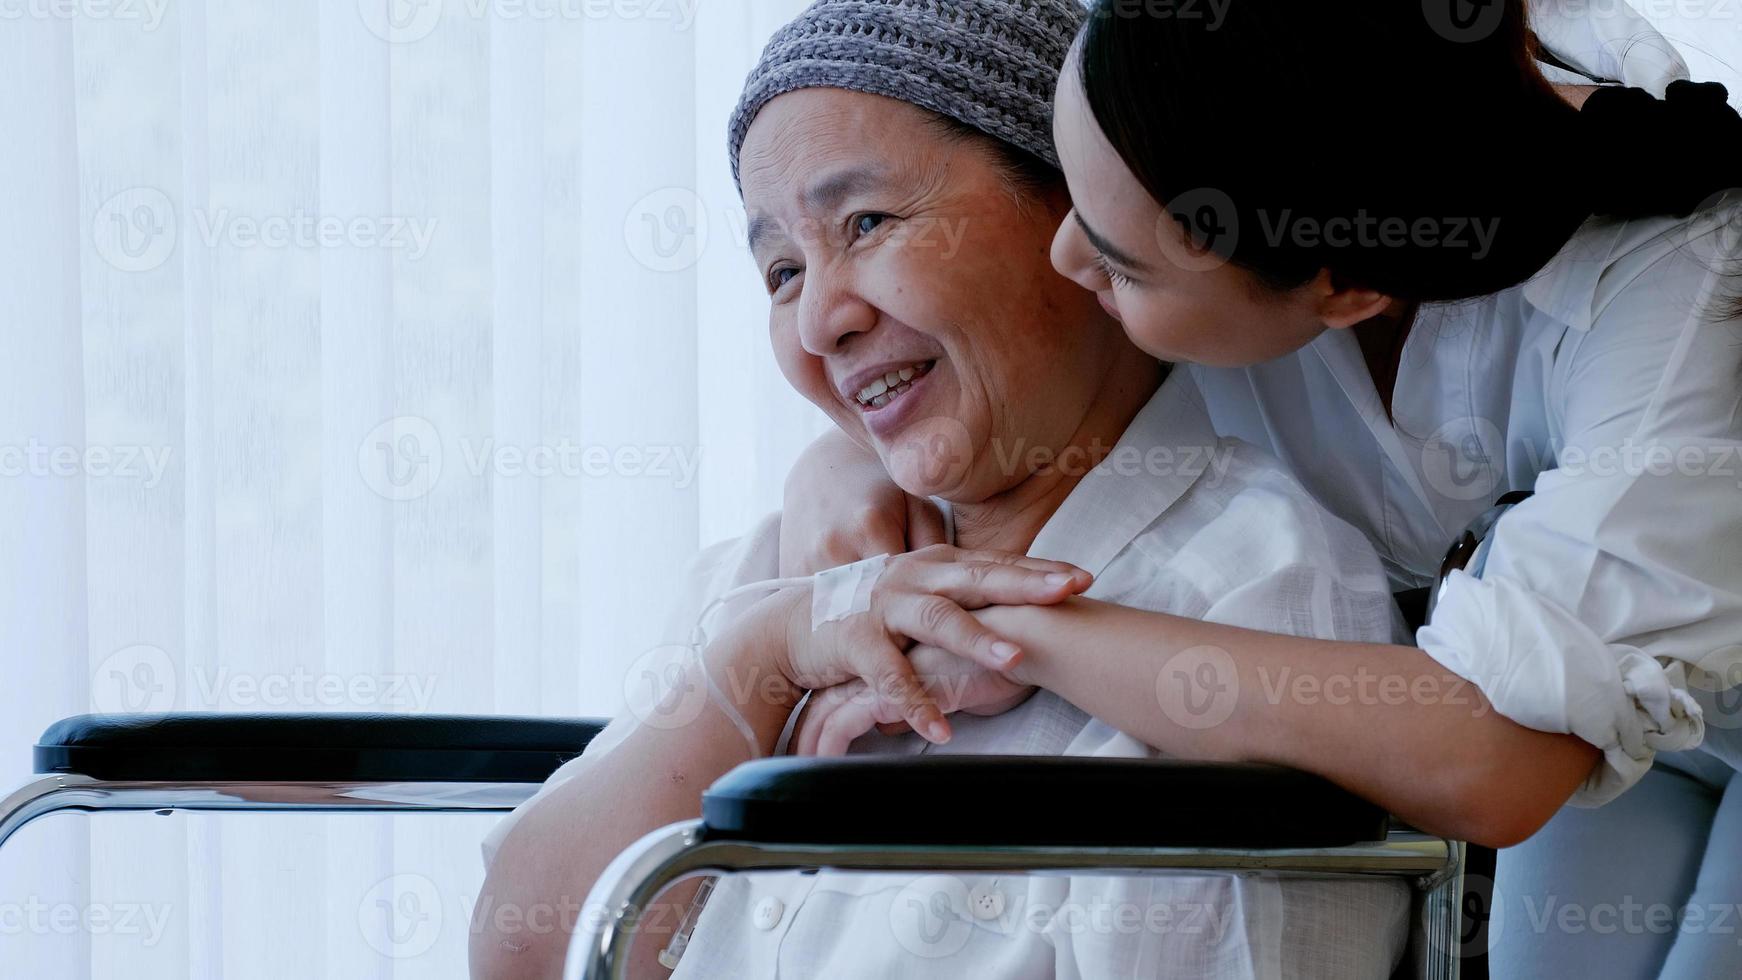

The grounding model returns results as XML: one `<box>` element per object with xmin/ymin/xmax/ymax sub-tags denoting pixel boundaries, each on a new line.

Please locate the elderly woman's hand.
<box><xmin>779</xmin><ymin>429</ymin><xmax>945</xmax><ymax>577</ymax></box>
<box><xmin>766</xmin><ymin>545</ymin><xmax>1089</xmax><ymax>744</ymax></box>
<box><xmin>792</xmin><ymin>644</ymin><xmax>1037</xmax><ymax>757</ymax></box>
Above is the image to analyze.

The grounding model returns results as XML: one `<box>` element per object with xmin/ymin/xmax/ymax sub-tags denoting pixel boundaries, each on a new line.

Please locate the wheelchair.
<box><xmin>1</xmin><ymin>495</ymin><xmax>1531</xmax><ymax>979</ymax></box>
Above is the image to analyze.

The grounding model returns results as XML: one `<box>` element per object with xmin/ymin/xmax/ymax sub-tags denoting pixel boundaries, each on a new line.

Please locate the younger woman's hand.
<box><xmin>778</xmin><ymin>429</ymin><xmax>945</xmax><ymax>576</ymax></box>
<box><xmin>769</xmin><ymin>545</ymin><xmax>1090</xmax><ymax>744</ymax></box>
<box><xmin>792</xmin><ymin>644</ymin><xmax>1037</xmax><ymax>757</ymax></box>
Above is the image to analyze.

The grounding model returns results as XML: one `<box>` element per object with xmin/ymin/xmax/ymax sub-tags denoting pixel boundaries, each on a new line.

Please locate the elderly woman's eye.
<box><xmin>854</xmin><ymin>213</ymin><xmax>891</xmax><ymax>237</ymax></box>
<box><xmin>768</xmin><ymin>266</ymin><xmax>800</xmax><ymax>293</ymax></box>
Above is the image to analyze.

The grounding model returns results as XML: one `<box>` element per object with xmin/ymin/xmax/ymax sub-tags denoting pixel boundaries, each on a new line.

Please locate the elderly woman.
<box><xmin>469</xmin><ymin>3</ymin><xmax>1411</xmax><ymax>977</ymax></box>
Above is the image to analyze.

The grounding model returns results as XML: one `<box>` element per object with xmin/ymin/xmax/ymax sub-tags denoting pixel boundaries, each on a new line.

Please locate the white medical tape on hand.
<box><xmin>811</xmin><ymin>553</ymin><xmax>891</xmax><ymax>631</ymax></box>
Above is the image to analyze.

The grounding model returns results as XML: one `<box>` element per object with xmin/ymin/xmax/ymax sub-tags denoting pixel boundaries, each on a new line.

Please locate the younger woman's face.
<box><xmin>1048</xmin><ymin>49</ymin><xmax>1335</xmax><ymax>368</ymax></box>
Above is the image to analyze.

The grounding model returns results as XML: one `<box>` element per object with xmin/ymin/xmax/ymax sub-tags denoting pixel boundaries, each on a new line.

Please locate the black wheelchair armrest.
<box><xmin>701</xmin><ymin>756</ymin><xmax>1389</xmax><ymax>850</ymax></box>
<box><xmin>34</xmin><ymin>713</ymin><xmax>606</xmax><ymax>784</ymax></box>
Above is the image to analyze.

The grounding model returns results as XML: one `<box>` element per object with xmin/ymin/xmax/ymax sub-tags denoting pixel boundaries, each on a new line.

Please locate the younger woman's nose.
<box><xmin>1050</xmin><ymin>210</ymin><xmax>1103</xmax><ymax>292</ymax></box>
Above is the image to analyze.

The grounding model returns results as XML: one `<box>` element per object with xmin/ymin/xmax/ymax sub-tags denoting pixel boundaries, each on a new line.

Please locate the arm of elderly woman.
<box><xmin>470</xmin><ymin>594</ymin><xmax>797</xmax><ymax>980</ymax></box>
<box><xmin>470</xmin><ymin>550</ymin><xmax>1089</xmax><ymax>980</ymax></box>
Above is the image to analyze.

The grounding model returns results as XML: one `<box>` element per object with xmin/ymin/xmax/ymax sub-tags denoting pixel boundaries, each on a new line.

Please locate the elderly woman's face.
<box><xmin>740</xmin><ymin>89</ymin><xmax>1130</xmax><ymax>502</ymax></box>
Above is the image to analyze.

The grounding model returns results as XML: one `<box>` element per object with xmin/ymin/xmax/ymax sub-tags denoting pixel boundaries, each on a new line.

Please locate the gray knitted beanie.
<box><xmin>727</xmin><ymin>0</ymin><xmax>1088</xmax><ymax>190</ymax></box>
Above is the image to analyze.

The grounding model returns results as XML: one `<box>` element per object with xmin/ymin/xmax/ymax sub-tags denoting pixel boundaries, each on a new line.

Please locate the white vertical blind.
<box><xmin>1</xmin><ymin>1</ymin><xmax>815</xmax><ymax>976</ymax></box>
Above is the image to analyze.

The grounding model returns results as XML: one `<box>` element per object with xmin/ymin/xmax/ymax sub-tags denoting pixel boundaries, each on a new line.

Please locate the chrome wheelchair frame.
<box><xmin>1</xmin><ymin>497</ymin><xmax>1532</xmax><ymax>979</ymax></box>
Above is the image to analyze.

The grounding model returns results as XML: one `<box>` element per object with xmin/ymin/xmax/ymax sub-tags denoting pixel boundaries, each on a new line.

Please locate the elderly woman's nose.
<box><xmin>796</xmin><ymin>270</ymin><xmax>879</xmax><ymax>356</ymax></box>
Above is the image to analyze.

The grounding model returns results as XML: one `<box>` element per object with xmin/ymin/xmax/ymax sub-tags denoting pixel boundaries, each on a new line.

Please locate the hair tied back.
<box><xmin>1581</xmin><ymin>81</ymin><xmax>1742</xmax><ymax>220</ymax></box>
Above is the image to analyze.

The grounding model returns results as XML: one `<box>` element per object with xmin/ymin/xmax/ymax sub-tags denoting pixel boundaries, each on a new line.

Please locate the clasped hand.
<box><xmin>739</xmin><ymin>544</ymin><xmax>1089</xmax><ymax>753</ymax></box>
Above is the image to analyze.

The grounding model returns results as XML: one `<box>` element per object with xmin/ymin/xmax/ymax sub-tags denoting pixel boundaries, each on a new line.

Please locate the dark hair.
<box><xmin>1076</xmin><ymin>0</ymin><xmax>1741</xmax><ymax>303</ymax></box>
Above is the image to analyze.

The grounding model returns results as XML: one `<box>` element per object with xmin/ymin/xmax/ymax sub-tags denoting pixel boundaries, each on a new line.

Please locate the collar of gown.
<box><xmin>1022</xmin><ymin>370</ymin><xmax>1222</xmax><ymax>580</ymax></box>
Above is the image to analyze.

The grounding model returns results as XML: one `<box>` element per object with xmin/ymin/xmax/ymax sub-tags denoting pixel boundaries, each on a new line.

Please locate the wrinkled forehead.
<box><xmin>739</xmin><ymin>90</ymin><xmax>949</xmax><ymax>230</ymax></box>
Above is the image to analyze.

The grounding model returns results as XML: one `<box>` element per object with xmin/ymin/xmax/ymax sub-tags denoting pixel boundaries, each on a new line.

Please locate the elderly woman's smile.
<box><xmin>840</xmin><ymin>355</ymin><xmax>936</xmax><ymax>424</ymax></box>
<box><xmin>740</xmin><ymin>87</ymin><xmax>1157</xmax><ymax>510</ymax></box>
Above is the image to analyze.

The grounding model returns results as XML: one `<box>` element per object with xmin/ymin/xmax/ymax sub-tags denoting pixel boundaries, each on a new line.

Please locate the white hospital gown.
<box><xmin>488</xmin><ymin>372</ymin><xmax>1411</xmax><ymax>978</ymax></box>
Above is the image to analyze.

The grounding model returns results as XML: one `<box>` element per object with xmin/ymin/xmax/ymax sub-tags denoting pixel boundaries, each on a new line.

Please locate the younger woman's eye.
<box><xmin>1095</xmin><ymin>251</ymin><xmax>1134</xmax><ymax>288</ymax></box>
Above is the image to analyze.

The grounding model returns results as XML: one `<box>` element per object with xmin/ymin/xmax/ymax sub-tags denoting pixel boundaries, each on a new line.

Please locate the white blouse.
<box><xmin>491</xmin><ymin>373</ymin><xmax>1412</xmax><ymax>978</ymax></box>
<box><xmin>1191</xmin><ymin>190</ymin><xmax>1742</xmax><ymax>805</ymax></box>
<box><xmin>1530</xmin><ymin>0</ymin><xmax>1689</xmax><ymax>91</ymax></box>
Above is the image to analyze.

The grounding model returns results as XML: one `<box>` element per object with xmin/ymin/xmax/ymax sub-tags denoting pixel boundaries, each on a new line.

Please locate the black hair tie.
<box><xmin>1581</xmin><ymin>80</ymin><xmax>1742</xmax><ymax>219</ymax></box>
